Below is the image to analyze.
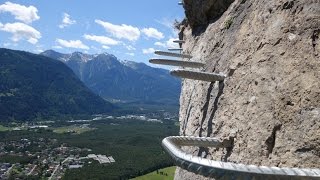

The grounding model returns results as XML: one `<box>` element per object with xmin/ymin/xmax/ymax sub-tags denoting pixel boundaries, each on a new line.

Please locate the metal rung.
<box><xmin>178</xmin><ymin>2</ymin><xmax>184</xmax><ymax>5</ymax></box>
<box><xmin>155</xmin><ymin>51</ymin><xmax>192</xmax><ymax>59</ymax></box>
<box><xmin>168</xmin><ymin>48</ymin><xmax>183</xmax><ymax>51</ymax></box>
<box><xmin>149</xmin><ymin>59</ymin><xmax>204</xmax><ymax>68</ymax></box>
<box><xmin>173</xmin><ymin>40</ymin><xmax>185</xmax><ymax>43</ymax></box>
<box><xmin>162</xmin><ymin>136</ymin><xmax>320</xmax><ymax>179</ymax></box>
<box><xmin>171</xmin><ymin>69</ymin><xmax>225</xmax><ymax>82</ymax></box>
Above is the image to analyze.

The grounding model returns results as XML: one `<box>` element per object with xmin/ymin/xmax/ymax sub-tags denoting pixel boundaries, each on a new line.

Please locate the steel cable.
<box><xmin>162</xmin><ymin>136</ymin><xmax>320</xmax><ymax>180</ymax></box>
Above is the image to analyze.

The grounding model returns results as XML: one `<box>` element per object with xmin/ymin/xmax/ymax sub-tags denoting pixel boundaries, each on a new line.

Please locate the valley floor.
<box><xmin>0</xmin><ymin>112</ymin><xmax>179</xmax><ymax>179</ymax></box>
<box><xmin>131</xmin><ymin>166</ymin><xmax>176</xmax><ymax>180</ymax></box>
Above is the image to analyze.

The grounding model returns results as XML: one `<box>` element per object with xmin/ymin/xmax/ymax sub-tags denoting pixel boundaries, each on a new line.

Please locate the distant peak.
<box><xmin>43</xmin><ymin>49</ymin><xmax>57</xmax><ymax>53</ymax></box>
<box><xmin>99</xmin><ymin>52</ymin><xmax>117</xmax><ymax>59</ymax></box>
<box><xmin>70</xmin><ymin>52</ymin><xmax>95</xmax><ymax>62</ymax></box>
<box><xmin>72</xmin><ymin>51</ymin><xmax>84</xmax><ymax>55</ymax></box>
<box><xmin>95</xmin><ymin>52</ymin><xmax>117</xmax><ymax>60</ymax></box>
<box><xmin>40</xmin><ymin>50</ymin><xmax>68</xmax><ymax>61</ymax></box>
<box><xmin>41</xmin><ymin>49</ymin><xmax>61</xmax><ymax>55</ymax></box>
<box><xmin>42</xmin><ymin>50</ymin><xmax>135</xmax><ymax>66</ymax></box>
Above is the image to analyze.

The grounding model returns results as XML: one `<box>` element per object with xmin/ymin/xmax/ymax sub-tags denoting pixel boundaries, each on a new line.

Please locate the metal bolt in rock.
<box><xmin>170</xmin><ymin>69</ymin><xmax>225</xmax><ymax>82</ymax></box>
<box><xmin>168</xmin><ymin>48</ymin><xmax>183</xmax><ymax>51</ymax></box>
<box><xmin>162</xmin><ymin>136</ymin><xmax>320</xmax><ymax>180</ymax></box>
<box><xmin>154</xmin><ymin>50</ymin><xmax>192</xmax><ymax>59</ymax></box>
<box><xmin>173</xmin><ymin>40</ymin><xmax>185</xmax><ymax>43</ymax></box>
<box><xmin>149</xmin><ymin>59</ymin><xmax>204</xmax><ymax>68</ymax></box>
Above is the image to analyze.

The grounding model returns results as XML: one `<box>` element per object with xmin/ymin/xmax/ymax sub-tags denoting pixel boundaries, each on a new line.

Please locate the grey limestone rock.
<box><xmin>175</xmin><ymin>0</ymin><xmax>320</xmax><ymax>179</ymax></box>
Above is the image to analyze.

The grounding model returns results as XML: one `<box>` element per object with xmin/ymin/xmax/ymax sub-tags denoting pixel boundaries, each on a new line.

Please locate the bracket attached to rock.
<box><xmin>149</xmin><ymin>59</ymin><xmax>204</xmax><ymax>68</ymax></box>
<box><xmin>170</xmin><ymin>69</ymin><xmax>226</xmax><ymax>82</ymax></box>
<box><xmin>154</xmin><ymin>50</ymin><xmax>192</xmax><ymax>59</ymax></box>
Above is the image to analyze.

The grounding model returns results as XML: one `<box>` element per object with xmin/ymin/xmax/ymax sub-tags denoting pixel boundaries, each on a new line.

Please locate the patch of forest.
<box><xmin>0</xmin><ymin>119</ymin><xmax>179</xmax><ymax>179</ymax></box>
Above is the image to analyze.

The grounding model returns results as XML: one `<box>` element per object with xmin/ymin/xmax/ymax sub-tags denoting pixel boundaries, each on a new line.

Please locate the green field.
<box><xmin>53</xmin><ymin>125</ymin><xmax>93</xmax><ymax>134</ymax></box>
<box><xmin>0</xmin><ymin>125</ymin><xmax>10</xmax><ymax>131</ymax></box>
<box><xmin>132</xmin><ymin>166</ymin><xmax>176</xmax><ymax>180</ymax></box>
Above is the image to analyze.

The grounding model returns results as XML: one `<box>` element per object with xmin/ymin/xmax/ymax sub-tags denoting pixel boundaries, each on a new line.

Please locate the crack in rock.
<box><xmin>222</xmin><ymin>138</ymin><xmax>235</xmax><ymax>162</ymax></box>
<box><xmin>312</xmin><ymin>29</ymin><xmax>319</xmax><ymax>56</ymax></box>
<box><xmin>183</xmin><ymin>85</ymin><xmax>196</xmax><ymax>135</ymax></box>
<box><xmin>207</xmin><ymin>81</ymin><xmax>225</xmax><ymax>137</ymax></box>
<box><xmin>265</xmin><ymin>124</ymin><xmax>282</xmax><ymax>157</ymax></box>
<box><xmin>199</xmin><ymin>82</ymin><xmax>214</xmax><ymax>137</ymax></box>
<box><xmin>282</xmin><ymin>1</ymin><xmax>294</xmax><ymax>10</ymax></box>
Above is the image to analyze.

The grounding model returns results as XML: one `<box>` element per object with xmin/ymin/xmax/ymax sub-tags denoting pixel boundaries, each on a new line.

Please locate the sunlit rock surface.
<box><xmin>176</xmin><ymin>0</ymin><xmax>320</xmax><ymax>179</ymax></box>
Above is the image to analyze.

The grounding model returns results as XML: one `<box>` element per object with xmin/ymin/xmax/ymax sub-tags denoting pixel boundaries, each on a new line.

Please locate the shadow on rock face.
<box><xmin>184</xmin><ymin>0</ymin><xmax>235</xmax><ymax>35</ymax></box>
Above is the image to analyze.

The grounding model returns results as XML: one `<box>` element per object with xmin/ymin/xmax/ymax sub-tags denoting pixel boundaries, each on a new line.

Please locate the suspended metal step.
<box><xmin>170</xmin><ymin>69</ymin><xmax>225</xmax><ymax>82</ymax></box>
<box><xmin>173</xmin><ymin>40</ymin><xmax>185</xmax><ymax>43</ymax></box>
<box><xmin>154</xmin><ymin>50</ymin><xmax>192</xmax><ymax>59</ymax></box>
<box><xmin>162</xmin><ymin>136</ymin><xmax>320</xmax><ymax>179</ymax></box>
<box><xmin>168</xmin><ymin>48</ymin><xmax>183</xmax><ymax>51</ymax></box>
<box><xmin>149</xmin><ymin>59</ymin><xmax>204</xmax><ymax>68</ymax></box>
<box><xmin>178</xmin><ymin>2</ymin><xmax>184</xmax><ymax>5</ymax></box>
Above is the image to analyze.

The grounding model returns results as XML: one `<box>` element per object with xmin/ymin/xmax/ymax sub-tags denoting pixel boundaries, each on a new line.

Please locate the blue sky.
<box><xmin>0</xmin><ymin>0</ymin><xmax>184</xmax><ymax>66</ymax></box>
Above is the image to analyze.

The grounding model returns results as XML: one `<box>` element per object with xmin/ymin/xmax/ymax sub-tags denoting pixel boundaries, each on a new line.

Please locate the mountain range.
<box><xmin>41</xmin><ymin>50</ymin><xmax>181</xmax><ymax>105</ymax></box>
<box><xmin>0</xmin><ymin>48</ymin><xmax>114</xmax><ymax>121</ymax></box>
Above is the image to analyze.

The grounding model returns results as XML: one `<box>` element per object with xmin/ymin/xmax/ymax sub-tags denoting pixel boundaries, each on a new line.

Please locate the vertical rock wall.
<box><xmin>176</xmin><ymin>0</ymin><xmax>320</xmax><ymax>179</ymax></box>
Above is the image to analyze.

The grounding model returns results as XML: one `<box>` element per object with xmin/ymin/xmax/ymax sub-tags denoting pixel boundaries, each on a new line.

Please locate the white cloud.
<box><xmin>126</xmin><ymin>45</ymin><xmax>136</xmax><ymax>51</ymax></box>
<box><xmin>56</xmin><ymin>39</ymin><xmax>89</xmax><ymax>49</ymax></box>
<box><xmin>59</xmin><ymin>13</ymin><xmax>76</xmax><ymax>28</ymax></box>
<box><xmin>142</xmin><ymin>48</ymin><xmax>155</xmax><ymax>54</ymax></box>
<box><xmin>95</xmin><ymin>19</ymin><xmax>140</xmax><ymax>41</ymax></box>
<box><xmin>0</xmin><ymin>22</ymin><xmax>41</xmax><ymax>44</ymax></box>
<box><xmin>166</xmin><ymin>38</ymin><xmax>179</xmax><ymax>49</ymax></box>
<box><xmin>52</xmin><ymin>45</ymin><xmax>62</xmax><ymax>49</ymax></box>
<box><xmin>126</xmin><ymin>52</ymin><xmax>134</xmax><ymax>56</ymax></box>
<box><xmin>141</xmin><ymin>28</ymin><xmax>164</xmax><ymax>40</ymax></box>
<box><xmin>84</xmin><ymin>34</ymin><xmax>119</xmax><ymax>45</ymax></box>
<box><xmin>102</xmin><ymin>45</ymin><xmax>110</xmax><ymax>49</ymax></box>
<box><xmin>154</xmin><ymin>42</ymin><xmax>166</xmax><ymax>48</ymax></box>
<box><xmin>154</xmin><ymin>38</ymin><xmax>179</xmax><ymax>49</ymax></box>
<box><xmin>0</xmin><ymin>2</ymin><xmax>40</xmax><ymax>24</ymax></box>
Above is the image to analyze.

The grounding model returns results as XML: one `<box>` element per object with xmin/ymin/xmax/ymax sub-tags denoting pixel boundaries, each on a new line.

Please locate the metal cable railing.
<box><xmin>162</xmin><ymin>136</ymin><xmax>320</xmax><ymax>180</ymax></box>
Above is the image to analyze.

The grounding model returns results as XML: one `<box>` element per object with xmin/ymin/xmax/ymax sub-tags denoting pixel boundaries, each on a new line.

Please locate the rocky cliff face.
<box><xmin>176</xmin><ymin>0</ymin><xmax>320</xmax><ymax>179</ymax></box>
